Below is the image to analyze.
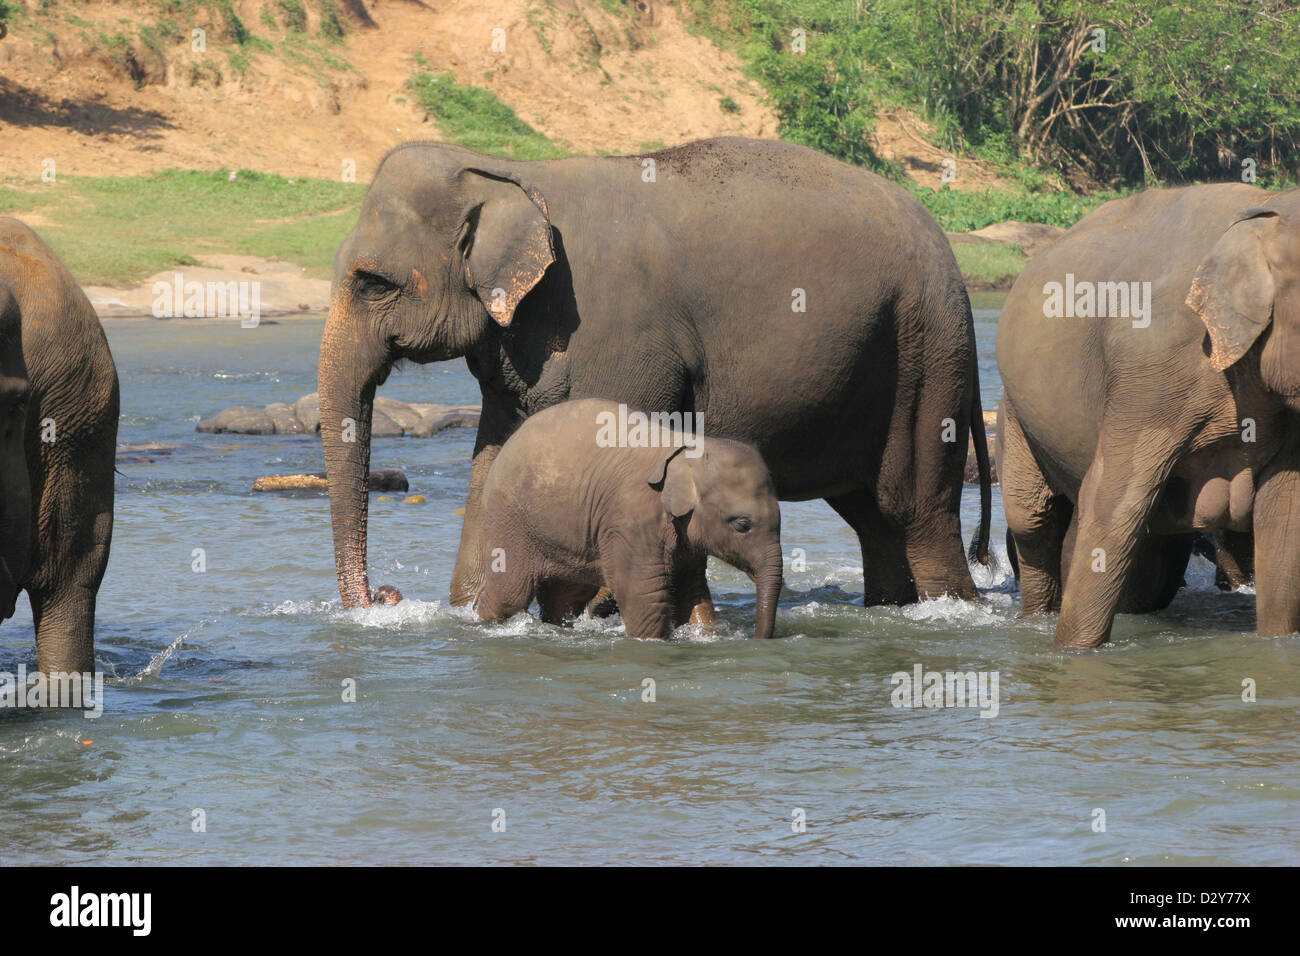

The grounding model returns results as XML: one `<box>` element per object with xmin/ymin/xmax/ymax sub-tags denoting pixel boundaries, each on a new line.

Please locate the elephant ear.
<box><xmin>648</xmin><ymin>446</ymin><xmax>698</xmax><ymax>519</ymax></box>
<box><xmin>1186</xmin><ymin>206</ymin><xmax>1278</xmax><ymax>371</ymax></box>
<box><xmin>458</xmin><ymin>168</ymin><xmax>555</xmax><ymax>328</ymax></box>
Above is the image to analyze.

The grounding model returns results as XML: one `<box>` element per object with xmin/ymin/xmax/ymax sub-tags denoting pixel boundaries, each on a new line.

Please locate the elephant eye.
<box><xmin>729</xmin><ymin>516</ymin><xmax>753</xmax><ymax>534</ymax></box>
<box><xmin>355</xmin><ymin>271</ymin><xmax>398</xmax><ymax>300</ymax></box>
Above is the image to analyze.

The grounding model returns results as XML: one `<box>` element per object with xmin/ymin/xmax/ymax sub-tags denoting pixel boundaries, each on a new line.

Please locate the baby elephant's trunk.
<box><xmin>752</xmin><ymin>544</ymin><xmax>784</xmax><ymax>640</ymax></box>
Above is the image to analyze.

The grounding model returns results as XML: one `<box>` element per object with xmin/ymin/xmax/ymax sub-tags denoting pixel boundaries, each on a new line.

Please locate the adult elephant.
<box><xmin>998</xmin><ymin>183</ymin><xmax>1300</xmax><ymax>648</ymax></box>
<box><xmin>0</xmin><ymin>218</ymin><xmax>118</xmax><ymax>673</ymax></box>
<box><xmin>320</xmin><ymin>137</ymin><xmax>991</xmax><ymax>613</ymax></box>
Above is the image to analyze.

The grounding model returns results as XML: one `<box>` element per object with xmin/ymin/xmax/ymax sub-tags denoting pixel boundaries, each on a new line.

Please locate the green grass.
<box><xmin>907</xmin><ymin>184</ymin><xmax>1123</xmax><ymax>232</ymax></box>
<box><xmin>410</xmin><ymin>71</ymin><xmax>569</xmax><ymax>160</ymax></box>
<box><xmin>0</xmin><ymin>170</ymin><xmax>365</xmax><ymax>285</ymax></box>
<box><xmin>949</xmin><ymin>242</ymin><xmax>1029</xmax><ymax>290</ymax></box>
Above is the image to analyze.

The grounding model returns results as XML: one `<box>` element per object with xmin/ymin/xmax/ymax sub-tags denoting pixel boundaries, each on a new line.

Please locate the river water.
<box><xmin>1</xmin><ymin>297</ymin><xmax>1297</xmax><ymax>865</ymax></box>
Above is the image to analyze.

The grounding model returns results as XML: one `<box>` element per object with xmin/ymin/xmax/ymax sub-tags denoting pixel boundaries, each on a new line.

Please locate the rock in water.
<box><xmin>252</xmin><ymin>469</ymin><xmax>409</xmax><ymax>492</ymax></box>
<box><xmin>409</xmin><ymin>405</ymin><xmax>481</xmax><ymax>437</ymax></box>
<box><xmin>266</xmin><ymin>402</ymin><xmax>305</xmax><ymax>435</ymax></box>
<box><xmin>198</xmin><ymin>406</ymin><xmax>276</xmax><ymax>434</ymax></box>
<box><xmin>370</xmin><ymin>407</ymin><xmax>404</xmax><ymax>437</ymax></box>
<box><xmin>252</xmin><ymin>474</ymin><xmax>328</xmax><ymax>491</ymax></box>
<box><xmin>374</xmin><ymin>396</ymin><xmax>424</xmax><ymax>433</ymax></box>
<box><xmin>294</xmin><ymin>393</ymin><xmax>321</xmax><ymax>433</ymax></box>
<box><xmin>197</xmin><ymin>393</ymin><xmax>480</xmax><ymax>436</ymax></box>
<box><xmin>368</xmin><ymin>469</ymin><xmax>409</xmax><ymax>492</ymax></box>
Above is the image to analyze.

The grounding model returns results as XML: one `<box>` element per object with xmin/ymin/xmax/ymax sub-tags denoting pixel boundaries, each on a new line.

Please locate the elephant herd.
<box><xmin>0</xmin><ymin>136</ymin><xmax>1295</xmax><ymax>681</ymax></box>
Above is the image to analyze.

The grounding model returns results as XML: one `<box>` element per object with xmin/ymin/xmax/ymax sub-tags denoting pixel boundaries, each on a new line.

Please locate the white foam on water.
<box><xmin>902</xmin><ymin>592</ymin><xmax>1015</xmax><ymax>628</ymax></box>
<box><xmin>970</xmin><ymin>546</ymin><xmax>1014</xmax><ymax>589</ymax></box>
<box><xmin>673</xmin><ymin>619</ymin><xmax>751</xmax><ymax>643</ymax></box>
<box><xmin>339</xmin><ymin>598</ymin><xmax>446</xmax><ymax>629</ymax></box>
<box><xmin>269</xmin><ymin>599</ymin><xmax>335</xmax><ymax>616</ymax></box>
<box><xmin>265</xmin><ymin>597</ymin><xmax>454</xmax><ymax>629</ymax></box>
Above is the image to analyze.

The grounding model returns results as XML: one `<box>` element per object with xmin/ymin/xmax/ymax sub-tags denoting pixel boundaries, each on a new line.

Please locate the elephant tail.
<box><xmin>967</xmin><ymin>368</ymin><xmax>992</xmax><ymax>567</ymax></box>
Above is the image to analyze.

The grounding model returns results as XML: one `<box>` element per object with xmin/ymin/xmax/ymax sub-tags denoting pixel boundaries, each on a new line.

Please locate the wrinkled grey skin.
<box><xmin>997</xmin><ymin>184</ymin><xmax>1300</xmax><ymax>648</ymax></box>
<box><xmin>319</xmin><ymin>137</ymin><xmax>990</xmax><ymax>614</ymax></box>
<box><xmin>475</xmin><ymin>399</ymin><xmax>783</xmax><ymax>639</ymax></box>
<box><xmin>0</xmin><ymin>218</ymin><xmax>118</xmax><ymax>674</ymax></box>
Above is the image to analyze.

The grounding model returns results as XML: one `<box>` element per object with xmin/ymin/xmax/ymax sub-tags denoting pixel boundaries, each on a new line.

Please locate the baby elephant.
<box><xmin>475</xmin><ymin>398</ymin><xmax>783</xmax><ymax>639</ymax></box>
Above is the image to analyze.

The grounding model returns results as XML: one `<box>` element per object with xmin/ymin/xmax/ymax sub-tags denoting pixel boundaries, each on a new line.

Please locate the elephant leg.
<box><xmin>450</xmin><ymin>442</ymin><xmax>500</xmax><ymax>607</ymax></box>
<box><xmin>671</xmin><ymin>556</ymin><xmax>716</xmax><ymax>627</ymax></box>
<box><xmin>1116</xmin><ymin>533</ymin><xmax>1193</xmax><ymax>614</ymax></box>
<box><xmin>1213</xmin><ymin>530</ymin><xmax>1254</xmax><ymax>590</ymax></box>
<box><xmin>600</xmin><ymin>541</ymin><xmax>674</xmax><ymax>640</ymax></box>
<box><xmin>1055</xmin><ymin>425</ymin><xmax>1185</xmax><ymax>648</ymax></box>
<box><xmin>1252</xmin><ymin>466</ymin><xmax>1300</xmax><ymax>636</ymax></box>
<box><xmin>25</xmin><ymin>431</ymin><xmax>114</xmax><ymax>675</ymax></box>
<box><xmin>1000</xmin><ymin>399</ymin><xmax>1071</xmax><ymax>615</ymax></box>
<box><xmin>903</xmin><ymin>511</ymin><xmax>978</xmax><ymax>601</ymax></box>
<box><xmin>826</xmin><ymin>490</ymin><xmax>918</xmax><ymax>606</ymax></box>
<box><xmin>586</xmin><ymin>586</ymin><xmax>619</xmax><ymax>618</ymax></box>
<box><xmin>475</xmin><ymin>561</ymin><xmax>534</xmax><ymax>623</ymax></box>
<box><xmin>899</xmin><ymin>345</ymin><xmax>980</xmax><ymax>601</ymax></box>
<box><xmin>28</xmin><ymin>512</ymin><xmax>112</xmax><ymax>676</ymax></box>
<box><xmin>538</xmin><ymin>580</ymin><xmax>599</xmax><ymax>626</ymax></box>
<box><xmin>1005</xmin><ymin>527</ymin><xmax>1021</xmax><ymax>580</ymax></box>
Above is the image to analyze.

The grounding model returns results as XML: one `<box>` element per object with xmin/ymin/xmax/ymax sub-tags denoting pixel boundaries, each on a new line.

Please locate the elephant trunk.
<box><xmin>318</xmin><ymin>300</ymin><xmax>382</xmax><ymax>608</ymax></box>
<box><xmin>751</xmin><ymin>544</ymin><xmax>784</xmax><ymax>640</ymax></box>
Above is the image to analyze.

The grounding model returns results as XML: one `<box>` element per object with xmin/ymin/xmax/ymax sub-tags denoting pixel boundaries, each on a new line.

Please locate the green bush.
<box><xmin>410</xmin><ymin>71</ymin><xmax>569</xmax><ymax>160</ymax></box>
<box><xmin>693</xmin><ymin>1</ymin><xmax>1300</xmax><ymax>189</ymax></box>
<box><xmin>906</xmin><ymin>184</ymin><xmax>1122</xmax><ymax>233</ymax></box>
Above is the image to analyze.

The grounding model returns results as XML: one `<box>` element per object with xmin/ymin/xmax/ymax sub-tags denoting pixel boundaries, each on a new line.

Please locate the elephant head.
<box><xmin>649</xmin><ymin>440</ymin><xmax>784</xmax><ymax>639</ymax></box>
<box><xmin>1187</xmin><ymin>200</ymin><xmax>1300</xmax><ymax>405</ymax></box>
<box><xmin>319</xmin><ymin>145</ymin><xmax>555</xmax><ymax>607</ymax></box>
<box><xmin>0</xmin><ymin>290</ymin><xmax>31</xmax><ymax>621</ymax></box>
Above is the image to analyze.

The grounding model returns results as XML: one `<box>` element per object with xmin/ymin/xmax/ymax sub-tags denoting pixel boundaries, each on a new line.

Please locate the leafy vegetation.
<box><xmin>409</xmin><ymin>71</ymin><xmax>570</xmax><ymax>160</ymax></box>
<box><xmin>949</xmin><ymin>242</ymin><xmax>1029</xmax><ymax>289</ymax></box>
<box><xmin>690</xmin><ymin>1</ymin><xmax>1300</xmax><ymax>189</ymax></box>
<box><xmin>905</xmin><ymin>184</ymin><xmax>1121</xmax><ymax>232</ymax></box>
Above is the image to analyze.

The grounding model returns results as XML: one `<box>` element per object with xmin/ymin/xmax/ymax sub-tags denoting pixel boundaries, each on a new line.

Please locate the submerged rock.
<box><xmin>198</xmin><ymin>393</ymin><xmax>480</xmax><ymax>437</ymax></box>
<box><xmin>265</xmin><ymin>402</ymin><xmax>305</xmax><ymax>435</ymax></box>
<box><xmin>370</xmin><ymin>406</ymin><xmax>404</xmax><ymax>438</ymax></box>
<box><xmin>409</xmin><ymin>405</ymin><xmax>481</xmax><ymax>437</ymax></box>
<box><xmin>294</xmin><ymin>392</ymin><xmax>321</xmax><ymax>434</ymax></box>
<box><xmin>374</xmin><ymin>396</ymin><xmax>424</xmax><ymax>433</ymax></box>
<box><xmin>197</xmin><ymin>406</ymin><xmax>275</xmax><ymax>435</ymax></box>
<box><xmin>116</xmin><ymin>442</ymin><xmax>181</xmax><ymax>464</ymax></box>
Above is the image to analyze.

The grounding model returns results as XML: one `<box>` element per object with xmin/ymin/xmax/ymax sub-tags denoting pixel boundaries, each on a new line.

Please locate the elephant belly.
<box><xmin>1154</xmin><ymin>467</ymin><xmax>1254</xmax><ymax>533</ymax></box>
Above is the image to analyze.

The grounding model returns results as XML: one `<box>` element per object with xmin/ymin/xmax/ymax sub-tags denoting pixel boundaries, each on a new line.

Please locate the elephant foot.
<box><xmin>372</xmin><ymin>585</ymin><xmax>403</xmax><ymax>605</ymax></box>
